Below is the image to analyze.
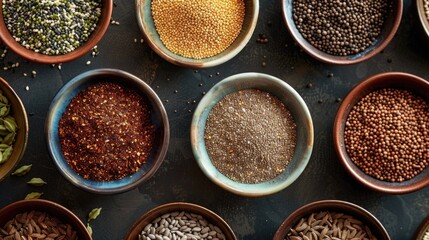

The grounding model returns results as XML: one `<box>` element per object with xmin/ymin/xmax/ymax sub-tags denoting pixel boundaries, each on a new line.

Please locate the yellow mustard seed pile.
<box><xmin>151</xmin><ymin>0</ymin><xmax>245</xmax><ymax>59</ymax></box>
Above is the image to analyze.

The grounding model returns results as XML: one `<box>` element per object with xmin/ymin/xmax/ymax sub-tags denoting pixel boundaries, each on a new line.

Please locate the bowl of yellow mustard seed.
<box><xmin>135</xmin><ymin>0</ymin><xmax>259</xmax><ymax>68</ymax></box>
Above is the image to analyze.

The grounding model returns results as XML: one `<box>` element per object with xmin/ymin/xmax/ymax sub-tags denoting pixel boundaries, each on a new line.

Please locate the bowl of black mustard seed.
<box><xmin>0</xmin><ymin>0</ymin><xmax>112</xmax><ymax>64</ymax></box>
<box><xmin>191</xmin><ymin>72</ymin><xmax>314</xmax><ymax>197</ymax></box>
<box><xmin>333</xmin><ymin>72</ymin><xmax>429</xmax><ymax>194</ymax></box>
<box><xmin>135</xmin><ymin>0</ymin><xmax>259</xmax><ymax>68</ymax></box>
<box><xmin>282</xmin><ymin>0</ymin><xmax>403</xmax><ymax>64</ymax></box>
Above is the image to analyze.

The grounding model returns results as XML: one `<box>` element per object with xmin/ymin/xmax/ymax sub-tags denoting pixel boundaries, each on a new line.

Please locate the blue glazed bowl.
<box><xmin>190</xmin><ymin>73</ymin><xmax>313</xmax><ymax>197</ymax></box>
<box><xmin>45</xmin><ymin>69</ymin><xmax>169</xmax><ymax>194</ymax></box>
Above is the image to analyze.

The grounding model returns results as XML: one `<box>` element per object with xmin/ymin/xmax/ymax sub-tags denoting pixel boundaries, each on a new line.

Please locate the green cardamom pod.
<box><xmin>0</xmin><ymin>95</ymin><xmax>8</xmax><ymax>105</ymax></box>
<box><xmin>0</xmin><ymin>106</ymin><xmax>8</xmax><ymax>117</ymax></box>
<box><xmin>0</xmin><ymin>151</ymin><xmax>4</xmax><ymax>165</ymax></box>
<box><xmin>0</xmin><ymin>143</ymin><xmax>10</xmax><ymax>151</ymax></box>
<box><xmin>25</xmin><ymin>192</ymin><xmax>43</xmax><ymax>200</ymax></box>
<box><xmin>3</xmin><ymin>118</ymin><xmax>16</xmax><ymax>133</ymax></box>
<box><xmin>88</xmin><ymin>208</ymin><xmax>102</xmax><ymax>222</ymax></box>
<box><xmin>2</xmin><ymin>146</ymin><xmax>12</xmax><ymax>163</ymax></box>
<box><xmin>4</xmin><ymin>116</ymin><xmax>17</xmax><ymax>128</ymax></box>
<box><xmin>11</xmin><ymin>164</ymin><xmax>32</xmax><ymax>176</ymax></box>
<box><xmin>86</xmin><ymin>223</ymin><xmax>93</xmax><ymax>236</ymax></box>
<box><xmin>27</xmin><ymin>178</ymin><xmax>47</xmax><ymax>186</ymax></box>
<box><xmin>2</xmin><ymin>132</ymin><xmax>15</xmax><ymax>145</ymax></box>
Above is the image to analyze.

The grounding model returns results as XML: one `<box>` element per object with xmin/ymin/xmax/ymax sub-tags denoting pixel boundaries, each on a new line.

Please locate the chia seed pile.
<box><xmin>204</xmin><ymin>89</ymin><xmax>297</xmax><ymax>184</ymax></box>
<box><xmin>344</xmin><ymin>88</ymin><xmax>429</xmax><ymax>182</ymax></box>
<box><xmin>292</xmin><ymin>0</ymin><xmax>389</xmax><ymax>56</ymax></box>
<box><xmin>2</xmin><ymin>0</ymin><xmax>102</xmax><ymax>55</ymax></box>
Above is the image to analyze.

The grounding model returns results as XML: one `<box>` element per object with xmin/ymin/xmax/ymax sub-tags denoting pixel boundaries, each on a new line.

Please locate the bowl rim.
<box><xmin>272</xmin><ymin>199</ymin><xmax>391</xmax><ymax>240</ymax></box>
<box><xmin>415</xmin><ymin>214</ymin><xmax>429</xmax><ymax>240</ymax></box>
<box><xmin>333</xmin><ymin>72</ymin><xmax>429</xmax><ymax>194</ymax></box>
<box><xmin>0</xmin><ymin>0</ymin><xmax>113</xmax><ymax>64</ymax></box>
<box><xmin>123</xmin><ymin>202</ymin><xmax>237</xmax><ymax>240</ymax></box>
<box><xmin>0</xmin><ymin>199</ymin><xmax>91</xmax><ymax>240</ymax></box>
<box><xmin>281</xmin><ymin>0</ymin><xmax>403</xmax><ymax>65</ymax></box>
<box><xmin>417</xmin><ymin>0</ymin><xmax>429</xmax><ymax>39</ymax></box>
<box><xmin>0</xmin><ymin>77</ymin><xmax>29</xmax><ymax>182</ymax></box>
<box><xmin>45</xmin><ymin>68</ymin><xmax>170</xmax><ymax>194</ymax></box>
<box><xmin>135</xmin><ymin>0</ymin><xmax>259</xmax><ymax>68</ymax></box>
<box><xmin>190</xmin><ymin>72</ymin><xmax>314</xmax><ymax>197</ymax></box>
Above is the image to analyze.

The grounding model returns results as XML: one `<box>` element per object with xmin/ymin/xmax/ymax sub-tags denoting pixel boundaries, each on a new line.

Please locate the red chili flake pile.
<box><xmin>59</xmin><ymin>82</ymin><xmax>156</xmax><ymax>181</ymax></box>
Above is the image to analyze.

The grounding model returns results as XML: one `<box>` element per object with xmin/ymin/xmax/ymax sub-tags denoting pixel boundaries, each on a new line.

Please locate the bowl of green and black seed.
<box><xmin>333</xmin><ymin>72</ymin><xmax>429</xmax><ymax>194</ymax></box>
<box><xmin>0</xmin><ymin>0</ymin><xmax>112</xmax><ymax>64</ymax></box>
<box><xmin>191</xmin><ymin>73</ymin><xmax>314</xmax><ymax>197</ymax></box>
<box><xmin>45</xmin><ymin>69</ymin><xmax>170</xmax><ymax>194</ymax></box>
<box><xmin>135</xmin><ymin>0</ymin><xmax>258</xmax><ymax>68</ymax></box>
<box><xmin>273</xmin><ymin>200</ymin><xmax>390</xmax><ymax>240</ymax></box>
<box><xmin>282</xmin><ymin>0</ymin><xmax>403</xmax><ymax>64</ymax></box>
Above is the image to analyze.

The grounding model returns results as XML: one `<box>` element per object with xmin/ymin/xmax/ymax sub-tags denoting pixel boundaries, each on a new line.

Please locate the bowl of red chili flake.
<box><xmin>45</xmin><ymin>69</ymin><xmax>169</xmax><ymax>194</ymax></box>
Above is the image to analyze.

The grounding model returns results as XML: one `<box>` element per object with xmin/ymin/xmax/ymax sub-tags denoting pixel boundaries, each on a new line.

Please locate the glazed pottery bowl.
<box><xmin>45</xmin><ymin>69</ymin><xmax>169</xmax><ymax>194</ymax></box>
<box><xmin>281</xmin><ymin>0</ymin><xmax>402</xmax><ymax>64</ymax></box>
<box><xmin>417</xmin><ymin>0</ymin><xmax>429</xmax><ymax>39</ymax></box>
<box><xmin>191</xmin><ymin>72</ymin><xmax>313</xmax><ymax>197</ymax></box>
<box><xmin>135</xmin><ymin>0</ymin><xmax>259</xmax><ymax>68</ymax></box>
<box><xmin>0</xmin><ymin>0</ymin><xmax>112</xmax><ymax>64</ymax></box>
<box><xmin>0</xmin><ymin>77</ymin><xmax>28</xmax><ymax>182</ymax></box>
<box><xmin>273</xmin><ymin>200</ymin><xmax>390</xmax><ymax>240</ymax></box>
<box><xmin>0</xmin><ymin>199</ymin><xmax>91</xmax><ymax>240</ymax></box>
<box><xmin>124</xmin><ymin>202</ymin><xmax>237</xmax><ymax>240</ymax></box>
<box><xmin>333</xmin><ymin>72</ymin><xmax>429</xmax><ymax>194</ymax></box>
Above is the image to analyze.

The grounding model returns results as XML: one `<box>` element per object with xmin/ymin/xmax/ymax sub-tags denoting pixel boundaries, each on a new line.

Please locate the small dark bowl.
<box><xmin>0</xmin><ymin>199</ymin><xmax>91</xmax><ymax>240</ymax></box>
<box><xmin>415</xmin><ymin>215</ymin><xmax>429</xmax><ymax>240</ymax></box>
<box><xmin>273</xmin><ymin>200</ymin><xmax>390</xmax><ymax>240</ymax></box>
<box><xmin>281</xmin><ymin>0</ymin><xmax>403</xmax><ymax>64</ymax></box>
<box><xmin>45</xmin><ymin>69</ymin><xmax>169</xmax><ymax>194</ymax></box>
<box><xmin>124</xmin><ymin>202</ymin><xmax>237</xmax><ymax>240</ymax></box>
<box><xmin>0</xmin><ymin>0</ymin><xmax>112</xmax><ymax>64</ymax></box>
<box><xmin>333</xmin><ymin>72</ymin><xmax>429</xmax><ymax>194</ymax></box>
<box><xmin>0</xmin><ymin>77</ymin><xmax>28</xmax><ymax>182</ymax></box>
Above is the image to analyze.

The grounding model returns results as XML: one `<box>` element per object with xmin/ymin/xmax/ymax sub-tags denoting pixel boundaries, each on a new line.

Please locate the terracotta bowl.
<box><xmin>0</xmin><ymin>77</ymin><xmax>28</xmax><ymax>182</ymax></box>
<box><xmin>273</xmin><ymin>200</ymin><xmax>390</xmax><ymax>240</ymax></box>
<box><xmin>333</xmin><ymin>72</ymin><xmax>429</xmax><ymax>194</ymax></box>
<box><xmin>0</xmin><ymin>0</ymin><xmax>112</xmax><ymax>64</ymax></box>
<box><xmin>45</xmin><ymin>69</ymin><xmax>170</xmax><ymax>194</ymax></box>
<box><xmin>135</xmin><ymin>0</ymin><xmax>259</xmax><ymax>68</ymax></box>
<box><xmin>124</xmin><ymin>202</ymin><xmax>237</xmax><ymax>240</ymax></box>
<box><xmin>415</xmin><ymin>215</ymin><xmax>429</xmax><ymax>240</ymax></box>
<box><xmin>191</xmin><ymin>73</ymin><xmax>313</xmax><ymax>197</ymax></box>
<box><xmin>0</xmin><ymin>199</ymin><xmax>91</xmax><ymax>240</ymax></box>
<box><xmin>417</xmin><ymin>0</ymin><xmax>429</xmax><ymax>39</ymax></box>
<box><xmin>281</xmin><ymin>0</ymin><xmax>403</xmax><ymax>64</ymax></box>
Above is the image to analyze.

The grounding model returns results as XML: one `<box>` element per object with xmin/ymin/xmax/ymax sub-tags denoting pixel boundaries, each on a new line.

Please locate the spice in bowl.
<box><xmin>344</xmin><ymin>88</ymin><xmax>429</xmax><ymax>182</ymax></box>
<box><xmin>425</xmin><ymin>0</ymin><xmax>429</xmax><ymax>22</ymax></box>
<box><xmin>2</xmin><ymin>0</ymin><xmax>102</xmax><ymax>55</ymax></box>
<box><xmin>204</xmin><ymin>89</ymin><xmax>297</xmax><ymax>184</ymax></box>
<box><xmin>0</xmin><ymin>90</ymin><xmax>18</xmax><ymax>165</ymax></box>
<box><xmin>151</xmin><ymin>0</ymin><xmax>245</xmax><ymax>59</ymax></box>
<box><xmin>58</xmin><ymin>82</ymin><xmax>156</xmax><ymax>181</ymax></box>
<box><xmin>292</xmin><ymin>0</ymin><xmax>389</xmax><ymax>56</ymax></box>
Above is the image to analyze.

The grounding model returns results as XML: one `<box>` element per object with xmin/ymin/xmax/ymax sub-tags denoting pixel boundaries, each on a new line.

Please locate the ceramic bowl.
<box><xmin>281</xmin><ymin>0</ymin><xmax>402</xmax><ymax>64</ymax></box>
<box><xmin>0</xmin><ymin>77</ymin><xmax>28</xmax><ymax>182</ymax></box>
<box><xmin>45</xmin><ymin>69</ymin><xmax>169</xmax><ymax>194</ymax></box>
<box><xmin>135</xmin><ymin>0</ymin><xmax>259</xmax><ymax>68</ymax></box>
<box><xmin>0</xmin><ymin>199</ymin><xmax>91</xmax><ymax>240</ymax></box>
<box><xmin>124</xmin><ymin>202</ymin><xmax>237</xmax><ymax>240</ymax></box>
<box><xmin>415</xmin><ymin>215</ymin><xmax>429</xmax><ymax>240</ymax></box>
<box><xmin>417</xmin><ymin>0</ymin><xmax>429</xmax><ymax>39</ymax></box>
<box><xmin>273</xmin><ymin>200</ymin><xmax>390</xmax><ymax>240</ymax></box>
<box><xmin>333</xmin><ymin>72</ymin><xmax>429</xmax><ymax>194</ymax></box>
<box><xmin>190</xmin><ymin>72</ymin><xmax>313</xmax><ymax>197</ymax></box>
<box><xmin>0</xmin><ymin>0</ymin><xmax>112</xmax><ymax>64</ymax></box>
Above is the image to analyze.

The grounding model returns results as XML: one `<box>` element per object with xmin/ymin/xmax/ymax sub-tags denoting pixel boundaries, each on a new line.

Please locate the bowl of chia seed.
<box><xmin>135</xmin><ymin>0</ymin><xmax>259</xmax><ymax>68</ymax></box>
<box><xmin>45</xmin><ymin>69</ymin><xmax>170</xmax><ymax>194</ymax></box>
<box><xmin>0</xmin><ymin>0</ymin><xmax>112</xmax><ymax>64</ymax></box>
<box><xmin>333</xmin><ymin>72</ymin><xmax>429</xmax><ymax>194</ymax></box>
<box><xmin>191</xmin><ymin>72</ymin><xmax>314</xmax><ymax>197</ymax></box>
<box><xmin>273</xmin><ymin>200</ymin><xmax>390</xmax><ymax>240</ymax></box>
<box><xmin>281</xmin><ymin>0</ymin><xmax>403</xmax><ymax>64</ymax></box>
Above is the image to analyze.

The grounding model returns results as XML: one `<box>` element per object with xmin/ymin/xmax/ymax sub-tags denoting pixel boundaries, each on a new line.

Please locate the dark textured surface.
<box><xmin>0</xmin><ymin>0</ymin><xmax>428</xmax><ymax>239</ymax></box>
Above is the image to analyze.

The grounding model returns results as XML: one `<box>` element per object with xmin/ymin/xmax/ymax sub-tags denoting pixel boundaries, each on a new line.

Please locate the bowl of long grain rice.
<box><xmin>273</xmin><ymin>200</ymin><xmax>390</xmax><ymax>240</ymax></box>
<box><xmin>135</xmin><ymin>0</ymin><xmax>259</xmax><ymax>68</ymax></box>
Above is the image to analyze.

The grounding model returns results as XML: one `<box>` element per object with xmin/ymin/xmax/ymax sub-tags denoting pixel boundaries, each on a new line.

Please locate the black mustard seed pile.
<box><xmin>344</xmin><ymin>88</ymin><xmax>429</xmax><ymax>182</ymax></box>
<box><xmin>204</xmin><ymin>89</ymin><xmax>297</xmax><ymax>184</ymax></box>
<box><xmin>2</xmin><ymin>0</ymin><xmax>102</xmax><ymax>55</ymax></box>
<box><xmin>292</xmin><ymin>0</ymin><xmax>389</xmax><ymax>56</ymax></box>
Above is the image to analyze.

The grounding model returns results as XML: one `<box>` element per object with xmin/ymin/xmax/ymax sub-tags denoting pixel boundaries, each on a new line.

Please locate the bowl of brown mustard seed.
<box><xmin>333</xmin><ymin>72</ymin><xmax>429</xmax><ymax>194</ymax></box>
<box><xmin>282</xmin><ymin>0</ymin><xmax>403</xmax><ymax>64</ymax></box>
<box><xmin>45</xmin><ymin>69</ymin><xmax>170</xmax><ymax>194</ymax></box>
<box><xmin>0</xmin><ymin>199</ymin><xmax>91</xmax><ymax>240</ymax></box>
<box><xmin>0</xmin><ymin>0</ymin><xmax>112</xmax><ymax>64</ymax></box>
<box><xmin>135</xmin><ymin>0</ymin><xmax>259</xmax><ymax>68</ymax></box>
<box><xmin>273</xmin><ymin>200</ymin><xmax>390</xmax><ymax>240</ymax></box>
<box><xmin>191</xmin><ymin>73</ymin><xmax>313</xmax><ymax>197</ymax></box>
